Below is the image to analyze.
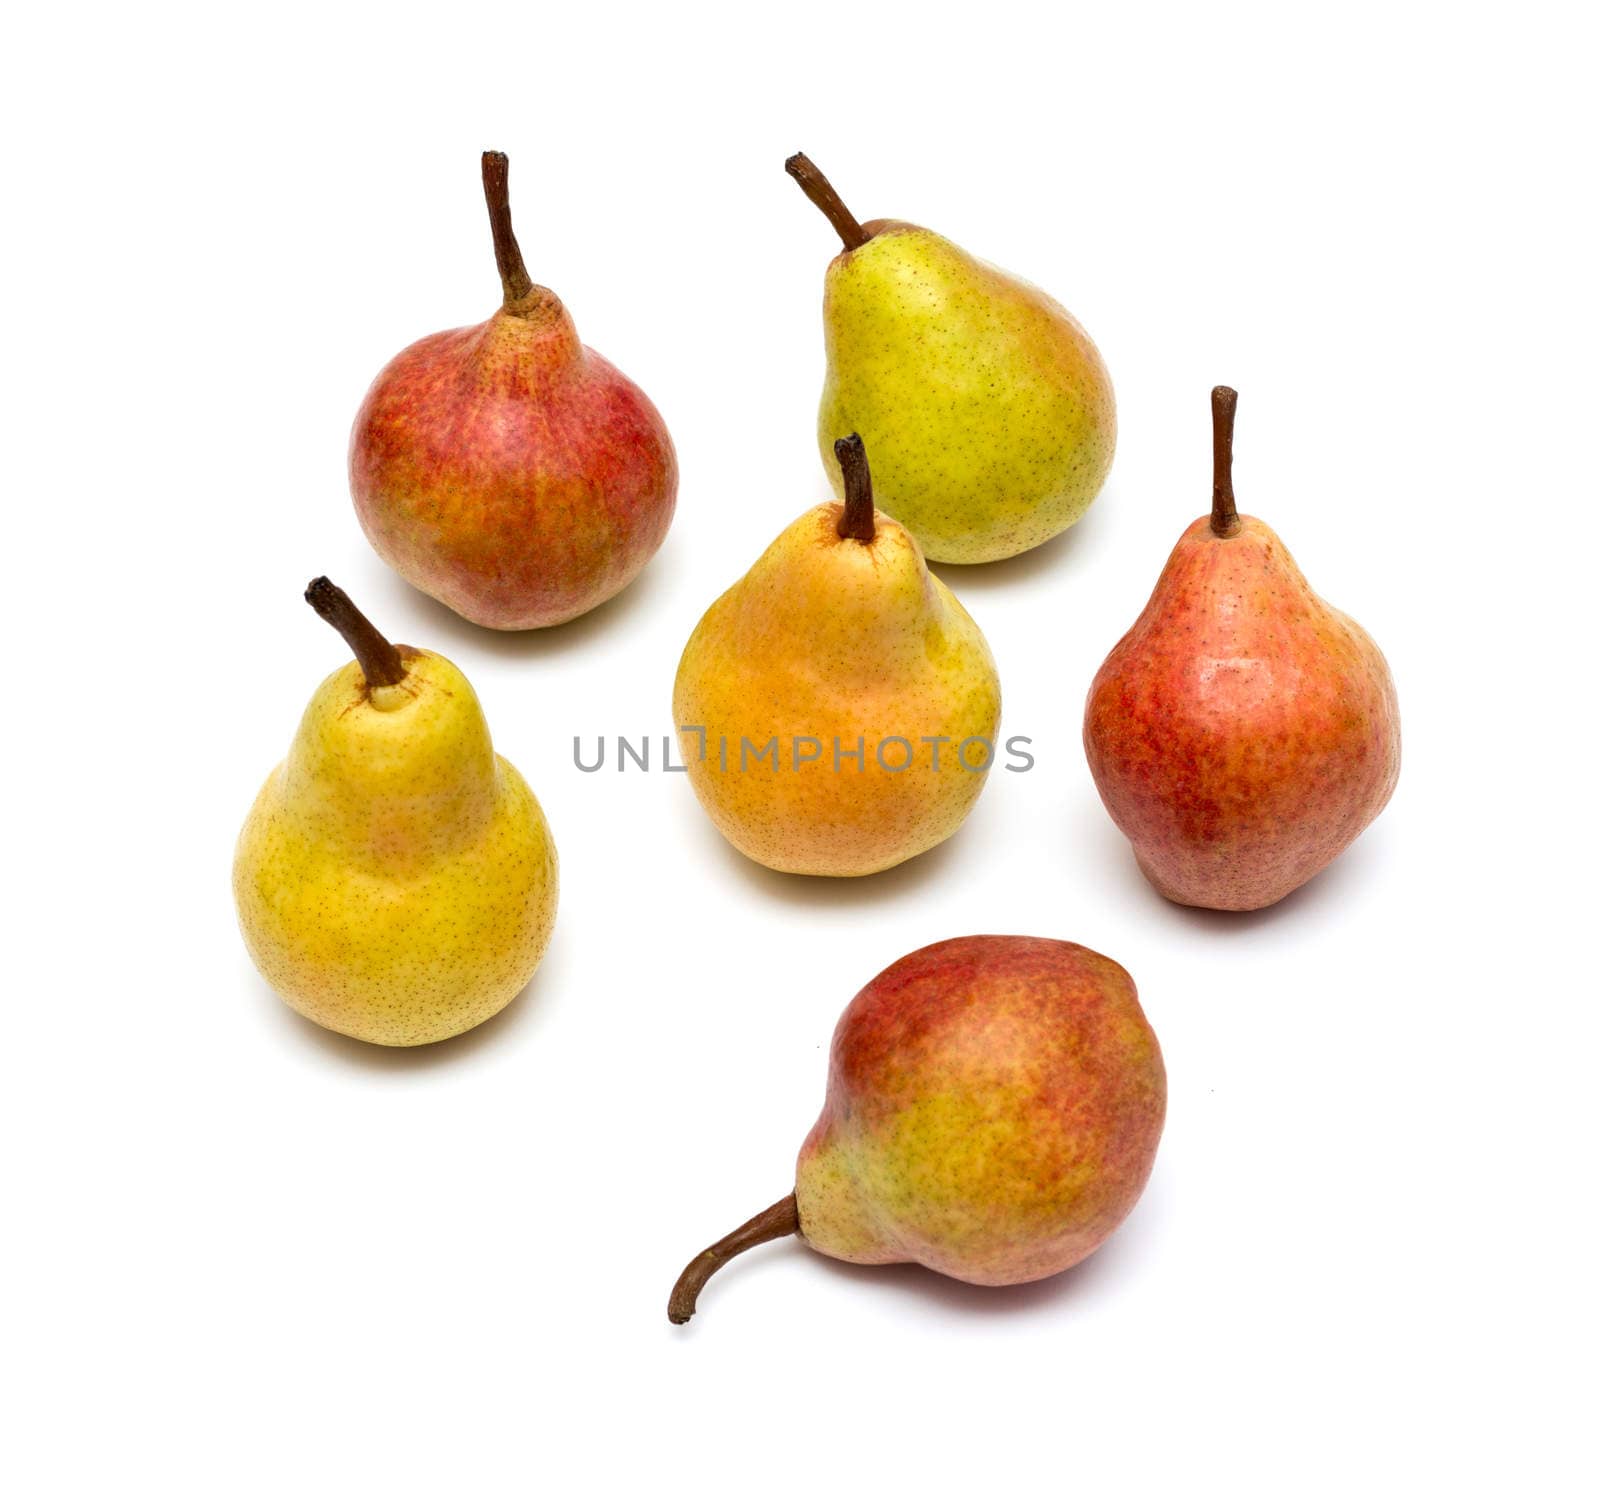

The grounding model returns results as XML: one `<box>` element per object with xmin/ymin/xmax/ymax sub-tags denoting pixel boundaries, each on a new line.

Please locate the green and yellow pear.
<box><xmin>673</xmin><ymin>436</ymin><xmax>1001</xmax><ymax>876</ymax></box>
<box><xmin>233</xmin><ymin>579</ymin><xmax>557</xmax><ymax>1046</ymax></box>
<box><xmin>787</xmin><ymin>153</ymin><xmax>1115</xmax><ymax>564</ymax></box>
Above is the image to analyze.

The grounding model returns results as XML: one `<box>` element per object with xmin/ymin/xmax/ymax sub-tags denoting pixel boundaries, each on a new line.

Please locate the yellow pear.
<box><xmin>234</xmin><ymin>579</ymin><xmax>557</xmax><ymax>1045</ymax></box>
<box><xmin>673</xmin><ymin>436</ymin><xmax>1001</xmax><ymax>876</ymax></box>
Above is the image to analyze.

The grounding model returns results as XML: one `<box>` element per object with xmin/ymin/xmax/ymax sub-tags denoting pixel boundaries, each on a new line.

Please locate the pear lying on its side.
<box><xmin>234</xmin><ymin>580</ymin><xmax>558</xmax><ymax>1045</ymax></box>
<box><xmin>672</xmin><ymin>436</ymin><xmax>1000</xmax><ymax>877</ymax></box>
<box><xmin>668</xmin><ymin>936</ymin><xmax>1165</xmax><ymax>1323</ymax></box>
<box><xmin>1084</xmin><ymin>388</ymin><xmax>1400</xmax><ymax>911</ymax></box>
<box><xmin>788</xmin><ymin>153</ymin><xmax>1115</xmax><ymax>564</ymax></box>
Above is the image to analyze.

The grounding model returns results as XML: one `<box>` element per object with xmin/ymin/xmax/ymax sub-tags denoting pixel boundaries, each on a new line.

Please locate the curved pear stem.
<box><xmin>835</xmin><ymin>434</ymin><xmax>876</xmax><ymax>543</ymax></box>
<box><xmin>481</xmin><ymin>150</ymin><xmax>535</xmax><ymax>306</ymax></box>
<box><xmin>785</xmin><ymin>153</ymin><xmax>870</xmax><ymax>251</ymax></box>
<box><xmin>668</xmin><ymin>1193</ymin><xmax>800</xmax><ymax>1325</ymax></box>
<box><xmin>1210</xmin><ymin>386</ymin><xmax>1242</xmax><ymax>538</ymax></box>
<box><xmin>305</xmin><ymin>577</ymin><xmax>407</xmax><ymax>688</ymax></box>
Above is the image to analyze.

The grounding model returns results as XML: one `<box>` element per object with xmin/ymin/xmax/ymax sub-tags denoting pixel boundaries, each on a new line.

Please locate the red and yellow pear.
<box><xmin>672</xmin><ymin>435</ymin><xmax>1000</xmax><ymax>877</ymax></box>
<box><xmin>1083</xmin><ymin>388</ymin><xmax>1401</xmax><ymax>911</ymax></box>
<box><xmin>349</xmin><ymin>152</ymin><xmax>676</xmax><ymax>630</ymax></box>
<box><xmin>668</xmin><ymin>936</ymin><xmax>1165</xmax><ymax>1323</ymax></box>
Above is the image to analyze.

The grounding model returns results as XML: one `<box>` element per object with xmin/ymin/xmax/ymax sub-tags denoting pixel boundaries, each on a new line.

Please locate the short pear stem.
<box><xmin>1210</xmin><ymin>386</ymin><xmax>1241</xmax><ymax>538</ymax></box>
<box><xmin>481</xmin><ymin>150</ymin><xmax>535</xmax><ymax>306</ymax></box>
<box><xmin>834</xmin><ymin>434</ymin><xmax>876</xmax><ymax>542</ymax></box>
<box><xmin>785</xmin><ymin>153</ymin><xmax>871</xmax><ymax>251</ymax></box>
<box><xmin>305</xmin><ymin>578</ymin><xmax>406</xmax><ymax>688</ymax></box>
<box><xmin>668</xmin><ymin>1193</ymin><xmax>800</xmax><ymax>1325</ymax></box>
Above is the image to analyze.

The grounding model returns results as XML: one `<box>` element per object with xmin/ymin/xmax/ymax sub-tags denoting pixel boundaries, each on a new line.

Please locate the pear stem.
<box><xmin>305</xmin><ymin>578</ymin><xmax>407</xmax><ymax>688</ymax></box>
<box><xmin>1210</xmin><ymin>385</ymin><xmax>1242</xmax><ymax>538</ymax></box>
<box><xmin>668</xmin><ymin>1193</ymin><xmax>800</xmax><ymax>1325</ymax></box>
<box><xmin>785</xmin><ymin>153</ymin><xmax>870</xmax><ymax>252</ymax></box>
<box><xmin>481</xmin><ymin>150</ymin><xmax>535</xmax><ymax>306</ymax></box>
<box><xmin>835</xmin><ymin>433</ymin><xmax>876</xmax><ymax>543</ymax></box>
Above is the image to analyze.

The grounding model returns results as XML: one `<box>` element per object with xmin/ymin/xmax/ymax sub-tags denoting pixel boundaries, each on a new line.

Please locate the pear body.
<box><xmin>350</xmin><ymin>292</ymin><xmax>677</xmax><ymax>630</ymax></box>
<box><xmin>234</xmin><ymin>648</ymin><xmax>558</xmax><ymax>1045</ymax></box>
<box><xmin>1084</xmin><ymin>515</ymin><xmax>1400</xmax><ymax>911</ymax></box>
<box><xmin>818</xmin><ymin>224</ymin><xmax>1114</xmax><ymax>563</ymax></box>
<box><xmin>795</xmin><ymin>936</ymin><xmax>1165</xmax><ymax>1285</ymax></box>
<box><xmin>672</xmin><ymin>504</ymin><xmax>1000</xmax><ymax>876</ymax></box>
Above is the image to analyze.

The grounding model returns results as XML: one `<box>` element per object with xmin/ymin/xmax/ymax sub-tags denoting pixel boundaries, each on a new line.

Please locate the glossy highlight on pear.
<box><xmin>1083</xmin><ymin>388</ymin><xmax>1401</xmax><ymax>911</ymax></box>
<box><xmin>669</xmin><ymin>936</ymin><xmax>1165</xmax><ymax>1323</ymax></box>
<box><xmin>787</xmin><ymin>152</ymin><xmax>1115</xmax><ymax>564</ymax></box>
<box><xmin>349</xmin><ymin>151</ymin><xmax>677</xmax><ymax>630</ymax></box>
<box><xmin>233</xmin><ymin>579</ymin><xmax>558</xmax><ymax>1045</ymax></box>
<box><xmin>672</xmin><ymin>434</ymin><xmax>1001</xmax><ymax>876</ymax></box>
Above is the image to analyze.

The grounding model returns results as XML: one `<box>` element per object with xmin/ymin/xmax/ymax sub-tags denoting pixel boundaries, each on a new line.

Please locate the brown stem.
<box><xmin>834</xmin><ymin>434</ymin><xmax>876</xmax><ymax>542</ymax></box>
<box><xmin>668</xmin><ymin>1193</ymin><xmax>800</xmax><ymax>1325</ymax></box>
<box><xmin>785</xmin><ymin>153</ymin><xmax>870</xmax><ymax>251</ymax></box>
<box><xmin>481</xmin><ymin>150</ymin><xmax>535</xmax><ymax>305</ymax></box>
<box><xmin>1210</xmin><ymin>386</ymin><xmax>1241</xmax><ymax>538</ymax></box>
<box><xmin>304</xmin><ymin>578</ymin><xmax>407</xmax><ymax>688</ymax></box>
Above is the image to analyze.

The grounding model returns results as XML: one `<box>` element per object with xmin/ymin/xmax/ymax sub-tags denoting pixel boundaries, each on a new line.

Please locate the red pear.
<box><xmin>349</xmin><ymin>152</ymin><xmax>677</xmax><ymax>630</ymax></box>
<box><xmin>1084</xmin><ymin>387</ymin><xmax>1400</xmax><ymax>911</ymax></box>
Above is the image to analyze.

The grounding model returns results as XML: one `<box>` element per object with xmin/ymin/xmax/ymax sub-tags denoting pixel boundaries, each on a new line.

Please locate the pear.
<box><xmin>672</xmin><ymin>435</ymin><xmax>1001</xmax><ymax>876</ymax></box>
<box><xmin>786</xmin><ymin>153</ymin><xmax>1115</xmax><ymax>564</ymax></box>
<box><xmin>1084</xmin><ymin>388</ymin><xmax>1401</xmax><ymax>911</ymax></box>
<box><xmin>668</xmin><ymin>936</ymin><xmax>1165</xmax><ymax>1323</ymax></box>
<box><xmin>234</xmin><ymin>579</ymin><xmax>558</xmax><ymax>1045</ymax></box>
<box><xmin>349</xmin><ymin>151</ymin><xmax>677</xmax><ymax>630</ymax></box>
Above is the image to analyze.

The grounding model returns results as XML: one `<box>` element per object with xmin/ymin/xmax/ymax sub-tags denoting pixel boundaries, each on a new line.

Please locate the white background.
<box><xmin>5</xmin><ymin>2</ymin><xmax>1596</xmax><ymax>1494</ymax></box>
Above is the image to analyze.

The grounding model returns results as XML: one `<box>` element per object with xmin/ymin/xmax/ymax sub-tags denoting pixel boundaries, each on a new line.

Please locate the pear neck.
<box><xmin>481</xmin><ymin>295</ymin><xmax>582</xmax><ymax>379</ymax></box>
<box><xmin>497</xmin><ymin>283</ymin><xmax>569</xmax><ymax>323</ymax></box>
<box><xmin>283</xmin><ymin>664</ymin><xmax>500</xmax><ymax>865</ymax></box>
